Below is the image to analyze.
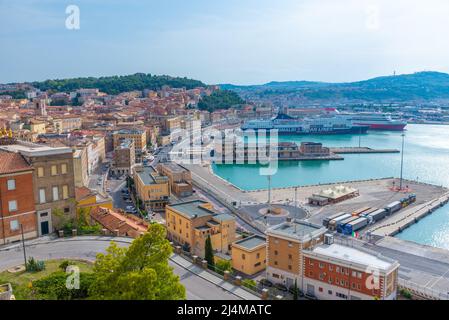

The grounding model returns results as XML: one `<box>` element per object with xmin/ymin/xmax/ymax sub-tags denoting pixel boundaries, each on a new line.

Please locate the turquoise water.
<box><xmin>212</xmin><ymin>124</ymin><xmax>449</xmax><ymax>248</ymax></box>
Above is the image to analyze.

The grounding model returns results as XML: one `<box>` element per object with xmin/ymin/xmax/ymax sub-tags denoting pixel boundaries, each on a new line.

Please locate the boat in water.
<box><xmin>241</xmin><ymin>113</ymin><xmax>369</xmax><ymax>135</ymax></box>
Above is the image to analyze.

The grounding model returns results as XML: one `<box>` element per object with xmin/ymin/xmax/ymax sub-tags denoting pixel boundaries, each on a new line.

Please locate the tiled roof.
<box><xmin>75</xmin><ymin>187</ymin><xmax>97</xmax><ymax>201</ymax></box>
<box><xmin>90</xmin><ymin>207</ymin><xmax>149</xmax><ymax>238</ymax></box>
<box><xmin>0</xmin><ymin>152</ymin><xmax>32</xmax><ymax>174</ymax></box>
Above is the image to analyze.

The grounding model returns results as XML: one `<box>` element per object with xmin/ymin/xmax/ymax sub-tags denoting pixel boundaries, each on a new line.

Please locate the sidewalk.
<box><xmin>171</xmin><ymin>254</ymin><xmax>260</xmax><ymax>300</ymax></box>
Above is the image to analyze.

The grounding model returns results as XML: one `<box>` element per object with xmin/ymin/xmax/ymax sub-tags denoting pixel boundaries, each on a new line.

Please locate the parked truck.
<box><xmin>343</xmin><ymin>217</ymin><xmax>369</xmax><ymax>235</ymax></box>
<box><xmin>337</xmin><ymin>216</ymin><xmax>360</xmax><ymax>233</ymax></box>
<box><xmin>368</xmin><ymin>208</ymin><xmax>387</xmax><ymax>223</ymax></box>
<box><xmin>352</xmin><ymin>207</ymin><xmax>371</xmax><ymax>217</ymax></box>
<box><xmin>323</xmin><ymin>212</ymin><xmax>347</xmax><ymax>228</ymax></box>
<box><xmin>385</xmin><ymin>201</ymin><xmax>402</xmax><ymax>215</ymax></box>
<box><xmin>328</xmin><ymin>213</ymin><xmax>352</xmax><ymax>231</ymax></box>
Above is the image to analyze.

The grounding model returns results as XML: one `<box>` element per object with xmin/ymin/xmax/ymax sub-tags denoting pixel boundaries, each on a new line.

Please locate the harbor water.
<box><xmin>212</xmin><ymin>124</ymin><xmax>449</xmax><ymax>249</ymax></box>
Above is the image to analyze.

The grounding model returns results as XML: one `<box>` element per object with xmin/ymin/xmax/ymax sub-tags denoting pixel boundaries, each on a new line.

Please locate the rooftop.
<box><xmin>0</xmin><ymin>141</ymin><xmax>72</xmax><ymax>157</ymax></box>
<box><xmin>268</xmin><ymin>220</ymin><xmax>327</xmax><ymax>242</ymax></box>
<box><xmin>308</xmin><ymin>243</ymin><xmax>398</xmax><ymax>272</ymax></box>
<box><xmin>168</xmin><ymin>200</ymin><xmax>215</xmax><ymax>219</ymax></box>
<box><xmin>114</xmin><ymin>129</ymin><xmax>144</xmax><ymax>135</ymax></box>
<box><xmin>313</xmin><ymin>185</ymin><xmax>358</xmax><ymax>200</ymax></box>
<box><xmin>233</xmin><ymin>235</ymin><xmax>266</xmax><ymax>250</ymax></box>
<box><xmin>135</xmin><ymin>166</ymin><xmax>168</xmax><ymax>185</ymax></box>
<box><xmin>0</xmin><ymin>152</ymin><xmax>32</xmax><ymax>174</ymax></box>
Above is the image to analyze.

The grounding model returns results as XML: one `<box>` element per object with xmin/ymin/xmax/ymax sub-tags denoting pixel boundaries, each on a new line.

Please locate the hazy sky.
<box><xmin>2</xmin><ymin>0</ymin><xmax>449</xmax><ymax>85</ymax></box>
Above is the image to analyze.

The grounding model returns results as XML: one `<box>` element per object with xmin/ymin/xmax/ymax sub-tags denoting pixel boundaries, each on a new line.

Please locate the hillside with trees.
<box><xmin>30</xmin><ymin>73</ymin><xmax>206</xmax><ymax>95</ymax></box>
<box><xmin>198</xmin><ymin>90</ymin><xmax>245</xmax><ymax>112</ymax></box>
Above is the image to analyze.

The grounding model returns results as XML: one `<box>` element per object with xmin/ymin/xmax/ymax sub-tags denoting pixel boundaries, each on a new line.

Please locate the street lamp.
<box><xmin>20</xmin><ymin>224</ymin><xmax>27</xmax><ymax>267</ymax></box>
<box><xmin>399</xmin><ymin>133</ymin><xmax>406</xmax><ymax>190</ymax></box>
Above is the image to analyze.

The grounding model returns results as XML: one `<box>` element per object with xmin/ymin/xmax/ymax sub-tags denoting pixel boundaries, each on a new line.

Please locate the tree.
<box><xmin>204</xmin><ymin>235</ymin><xmax>214</xmax><ymax>271</ymax></box>
<box><xmin>89</xmin><ymin>223</ymin><xmax>185</xmax><ymax>300</ymax></box>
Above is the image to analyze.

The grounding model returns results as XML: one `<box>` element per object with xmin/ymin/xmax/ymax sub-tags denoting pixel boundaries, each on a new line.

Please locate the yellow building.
<box><xmin>113</xmin><ymin>129</ymin><xmax>147</xmax><ymax>160</ymax></box>
<box><xmin>75</xmin><ymin>187</ymin><xmax>113</xmax><ymax>212</ymax></box>
<box><xmin>231</xmin><ymin>235</ymin><xmax>267</xmax><ymax>276</ymax></box>
<box><xmin>133</xmin><ymin>166</ymin><xmax>169</xmax><ymax>212</ymax></box>
<box><xmin>165</xmin><ymin>200</ymin><xmax>236</xmax><ymax>258</ymax></box>
<box><xmin>29</xmin><ymin>120</ymin><xmax>47</xmax><ymax>134</ymax></box>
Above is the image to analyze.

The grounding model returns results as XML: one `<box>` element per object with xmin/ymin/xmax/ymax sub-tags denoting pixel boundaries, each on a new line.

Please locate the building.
<box><xmin>302</xmin><ymin>238</ymin><xmax>399</xmax><ymax>300</ymax></box>
<box><xmin>166</xmin><ymin>200</ymin><xmax>236</xmax><ymax>258</ymax></box>
<box><xmin>231</xmin><ymin>235</ymin><xmax>267</xmax><ymax>276</ymax></box>
<box><xmin>157</xmin><ymin>163</ymin><xmax>193</xmax><ymax>197</ymax></box>
<box><xmin>90</xmin><ymin>207</ymin><xmax>149</xmax><ymax>238</ymax></box>
<box><xmin>0</xmin><ymin>152</ymin><xmax>37</xmax><ymax>245</ymax></box>
<box><xmin>113</xmin><ymin>129</ymin><xmax>147</xmax><ymax>162</ymax></box>
<box><xmin>308</xmin><ymin>185</ymin><xmax>359</xmax><ymax>206</ymax></box>
<box><xmin>300</xmin><ymin>142</ymin><xmax>330</xmax><ymax>156</ymax></box>
<box><xmin>0</xmin><ymin>141</ymin><xmax>76</xmax><ymax>235</ymax></box>
<box><xmin>112</xmin><ymin>139</ymin><xmax>135</xmax><ymax>176</ymax></box>
<box><xmin>266</xmin><ymin>220</ymin><xmax>327</xmax><ymax>288</ymax></box>
<box><xmin>52</xmin><ymin>116</ymin><xmax>82</xmax><ymax>133</ymax></box>
<box><xmin>133</xmin><ymin>166</ymin><xmax>170</xmax><ymax>212</ymax></box>
<box><xmin>75</xmin><ymin>187</ymin><xmax>113</xmax><ymax>212</ymax></box>
<box><xmin>73</xmin><ymin>148</ymin><xmax>89</xmax><ymax>188</ymax></box>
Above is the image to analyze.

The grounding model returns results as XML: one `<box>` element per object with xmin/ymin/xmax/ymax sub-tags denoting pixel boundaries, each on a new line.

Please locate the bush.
<box><xmin>214</xmin><ymin>260</ymin><xmax>232</xmax><ymax>276</ymax></box>
<box><xmin>33</xmin><ymin>271</ymin><xmax>95</xmax><ymax>300</ymax></box>
<box><xmin>59</xmin><ymin>260</ymin><xmax>72</xmax><ymax>271</ymax></box>
<box><xmin>242</xmin><ymin>279</ymin><xmax>257</xmax><ymax>290</ymax></box>
<box><xmin>26</xmin><ymin>257</ymin><xmax>46</xmax><ymax>272</ymax></box>
<box><xmin>400</xmin><ymin>289</ymin><xmax>413</xmax><ymax>299</ymax></box>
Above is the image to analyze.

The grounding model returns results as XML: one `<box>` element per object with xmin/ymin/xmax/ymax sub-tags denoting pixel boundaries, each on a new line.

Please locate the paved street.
<box><xmin>0</xmin><ymin>237</ymin><xmax>259</xmax><ymax>300</ymax></box>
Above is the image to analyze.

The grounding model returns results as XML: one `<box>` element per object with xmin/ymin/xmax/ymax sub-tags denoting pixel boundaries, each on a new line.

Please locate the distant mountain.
<box><xmin>220</xmin><ymin>72</ymin><xmax>449</xmax><ymax>105</ymax></box>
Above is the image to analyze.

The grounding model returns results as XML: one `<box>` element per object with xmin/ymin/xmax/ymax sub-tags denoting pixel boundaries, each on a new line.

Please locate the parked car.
<box><xmin>106</xmin><ymin>188</ymin><xmax>111</xmax><ymax>192</ymax></box>
<box><xmin>274</xmin><ymin>283</ymin><xmax>288</xmax><ymax>292</ymax></box>
<box><xmin>259</xmin><ymin>279</ymin><xmax>273</xmax><ymax>288</ymax></box>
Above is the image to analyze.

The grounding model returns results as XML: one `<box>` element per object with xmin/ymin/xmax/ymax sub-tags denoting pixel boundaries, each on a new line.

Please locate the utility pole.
<box><xmin>399</xmin><ymin>133</ymin><xmax>405</xmax><ymax>190</ymax></box>
<box><xmin>21</xmin><ymin>224</ymin><xmax>27</xmax><ymax>267</ymax></box>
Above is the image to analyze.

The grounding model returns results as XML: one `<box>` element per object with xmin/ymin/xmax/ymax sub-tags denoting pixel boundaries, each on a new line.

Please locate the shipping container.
<box><xmin>323</xmin><ymin>212</ymin><xmax>347</xmax><ymax>228</ymax></box>
<box><xmin>385</xmin><ymin>201</ymin><xmax>402</xmax><ymax>215</ymax></box>
<box><xmin>360</xmin><ymin>207</ymin><xmax>378</xmax><ymax>217</ymax></box>
<box><xmin>408</xmin><ymin>194</ymin><xmax>417</xmax><ymax>204</ymax></box>
<box><xmin>328</xmin><ymin>214</ymin><xmax>352</xmax><ymax>231</ymax></box>
<box><xmin>343</xmin><ymin>217</ymin><xmax>369</xmax><ymax>235</ymax></box>
<box><xmin>336</xmin><ymin>216</ymin><xmax>360</xmax><ymax>233</ymax></box>
<box><xmin>352</xmin><ymin>207</ymin><xmax>371</xmax><ymax>217</ymax></box>
<box><xmin>368</xmin><ymin>209</ymin><xmax>387</xmax><ymax>222</ymax></box>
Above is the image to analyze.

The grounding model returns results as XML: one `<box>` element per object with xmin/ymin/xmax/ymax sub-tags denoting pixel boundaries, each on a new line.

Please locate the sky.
<box><xmin>2</xmin><ymin>0</ymin><xmax>449</xmax><ymax>85</ymax></box>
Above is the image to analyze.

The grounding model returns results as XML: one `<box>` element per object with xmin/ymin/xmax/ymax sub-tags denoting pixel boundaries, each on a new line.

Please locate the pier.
<box><xmin>330</xmin><ymin>147</ymin><xmax>400</xmax><ymax>154</ymax></box>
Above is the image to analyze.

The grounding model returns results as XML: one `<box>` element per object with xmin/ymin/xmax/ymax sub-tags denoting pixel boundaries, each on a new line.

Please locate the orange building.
<box><xmin>231</xmin><ymin>235</ymin><xmax>266</xmax><ymax>276</ymax></box>
<box><xmin>0</xmin><ymin>152</ymin><xmax>37</xmax><ymax>244</ymax></box>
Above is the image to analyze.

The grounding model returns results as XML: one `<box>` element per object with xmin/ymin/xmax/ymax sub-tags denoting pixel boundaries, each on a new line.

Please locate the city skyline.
<box><xmin>3</xmin><ymin>0</ymin><xmax>449</xmax><ymax>85</ymax></box>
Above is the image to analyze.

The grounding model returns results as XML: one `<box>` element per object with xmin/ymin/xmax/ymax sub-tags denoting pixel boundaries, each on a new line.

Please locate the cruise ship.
<box><xmin>241</xmin><ymin>114</ymin><xmax>369</xmax><ymax>135</ymax></box>
<box><xmin>323</xmin><ymin>109</ymin><xmax>407</xmax><ymax>131</ymax></box>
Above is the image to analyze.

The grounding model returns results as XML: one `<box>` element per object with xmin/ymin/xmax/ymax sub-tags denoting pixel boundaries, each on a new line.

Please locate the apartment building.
<box><xmin>73</xmin><ymin>148</ymin><xmax>89</xmax><ymax>187</ymax></box>
<box><xmin>0</xmin><ymin>152</ymin><xmax>37</xmax><ymax>245</ymax></box>
<box><xmin>113</xmin><ymin>129</ymin><xmax>147</xmax><ymax>162</ymax></box>
<box><xmin>157</xmin><ymin>163</ymin><xmax>193</xmax><ymax>197</ymax></box>
<box><xmin>302</xmin><ymin>242</ymin><xmax>399</xmax><ymax>300</ymax></box>
<box><xmin>52</xmin><ymin>116</ymin><xmax>82</xmax><ymax>133</ymax></box>
<box><xmin>112</xmin><ymin>139</ymin><xmax>135</xmax><ymax>176</ymax></box>
<box><xmin>133</xmin><ymin>166</ymin><xmax>169</xmax><ymax>212</ymax></box>
<box><xmin>231</xmin><ymin>235</ymin><xmax>267</xmax><ymax>276</ymax></box>
<box><xmin>0</xmin><ymin>141</ymin><xmax>76</xmax><ymax>235</ymax></box>
<box><xmin>266</xmin><ymin>220</ymin><xmax>327</xmax><ymax>288</ymax></box>
<box><xmin>165</xmin><ymin>200</ymin><xmax>236</xmax><ymax>258</ymax></box>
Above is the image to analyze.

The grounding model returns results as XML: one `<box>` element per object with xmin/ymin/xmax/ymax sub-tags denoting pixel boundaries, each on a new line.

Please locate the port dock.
<box><xmin>330</xmin><ymin>147</ymin><xmax>400</xmax><ymax>154</ymax></box>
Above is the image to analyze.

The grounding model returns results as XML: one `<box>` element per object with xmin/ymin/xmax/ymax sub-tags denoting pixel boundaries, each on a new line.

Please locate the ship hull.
<box><xmin>241</xmin><ymin>126</ymin><xmax>369</xmax><ymax>135</ymax></box>
<box><xmin>353</xmin><ymin>123</ymin><xmax>407</xmax><ymax>131</ymax></box>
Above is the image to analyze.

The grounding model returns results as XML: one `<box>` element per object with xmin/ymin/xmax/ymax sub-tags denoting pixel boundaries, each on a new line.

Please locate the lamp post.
<box><xmin>399</xmin><ymin>133</ymin><xmax>406</xmax><ymax>190</ymax></box>
<box><xmin>20</xmin><ymin>224</ymin><xmax>27</xmax><ymax>267</ymax></box>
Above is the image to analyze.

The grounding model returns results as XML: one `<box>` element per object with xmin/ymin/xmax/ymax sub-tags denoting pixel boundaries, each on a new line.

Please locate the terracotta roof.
<box><xmin>0</xmin><ymin>152</ymin><xmax>32</xmax><ymax>174</ymax></box>
<box><xmin>75</xmin><ymin>187</ymin><xmax>97</xmax><ymax>202</ymax></box>
<box><xmin>90</xmin><ymin>207</ymin><xmax>149</xmax><ymax>238</ymax></box>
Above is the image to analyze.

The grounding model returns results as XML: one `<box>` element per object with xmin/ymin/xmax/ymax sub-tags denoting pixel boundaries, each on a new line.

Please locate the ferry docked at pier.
<box><xmin>241</xmin><ymin>113</ymin><xmax>369</xmax><ymax>135</ymax></box>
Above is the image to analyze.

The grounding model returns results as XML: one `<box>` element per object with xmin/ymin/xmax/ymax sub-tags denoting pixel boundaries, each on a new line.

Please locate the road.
<box><xmin>0</xmin><ymin>238</ymin><xmax>251</xmax><ymax>300</ymax></box>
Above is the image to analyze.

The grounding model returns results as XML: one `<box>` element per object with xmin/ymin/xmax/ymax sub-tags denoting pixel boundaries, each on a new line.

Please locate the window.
<box><xmin>62</xmin><ymin>185</ymin><xmax>69</xmax><ymax>200</ymax></box>
<box><xmin>256</xmin><ymin>253</ymin><xmax>260</xmax><ymax>259</ymax></box>
<box><xmin>37</xmin><ymin>167</ymin><xmax>44</xmax><ymax>177</ymax></box>
<box><xmin>8</xmin><ymin>200</ymin><xmax>18</xmax><ymax>212</ymax></box>
<box><xmin>288</xmin><ymin>254</ymin><xmax>293</xmax><ymax>260</ymax></box>
<box><xmin>352</xmin><ymin>271</ymin><xmax>357</xmax><ymax>277</ymax></box>
<box><xmin>61</xmin><ymin>163</ymin><xmax>68</xmax><ymax>174</ymax></box>
<box><xmin>51</xmin><ymin>165</ymin><xmax>58</xmax><ymax>176</ymax></box>
<box><xmin>274</xmin><ymin>261</ymin><xmax>278</xmax><ymax>266</ymax></box>
<box><xmin>319</xmin><ymin>263</ymin><xmax>324</xmax><ymax>269</ymax></box>
<box><xmin>10</xmin><ymin>220</ymin><xmax>19</xmax><ymax>231</ymax></box>
<box><xmin>328</xmin><ymin>290</ymin><xmax>333</xmax><ymax>295</ymax></box>
<box><xmin>52</xmin><ymin>186</ymin><xmax>59</xmax><ymax>201</ymax></box>
<box><xmin>329</xmin><ymin>265</ymin><xmax>333</xmax><ymax>271</ymax></box>
<box><xmin>288</xmin><ymin>241</ymin><xmax>293</xmax><ymax>248</ymax></box>
<box><xmin>64</xmin><ymin>207</ymin><xmax>70</xmax><ymax>213</ymax></box>
<box><xmin>242</xmin><ymin>254</ymin><xmax>246</xmax><ymax>260</ymax></box>
<box><xmin>7</xmin><ymin>179</ymin><xmax>16</xmax><ymax>190</ymax></box>
<box><xmin>274</xmin><ymin>250</ymin><xmax>278</xmax><ymax>256</ymax></box>
<box><xmin>288</xmin><ymin>265</ymin><xmax>292</xmax><ymax>270</ymax></box>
